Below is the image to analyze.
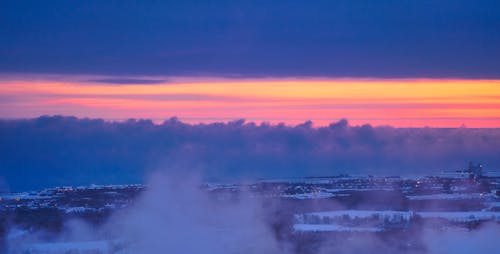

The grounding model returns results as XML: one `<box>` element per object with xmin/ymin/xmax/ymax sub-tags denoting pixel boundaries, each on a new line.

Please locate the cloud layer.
<box><xmin>1</xmin><ymin>116</ymin><xmax>500</xmax><ymax>190</ymax></box>
<box><xmin>1</xmin><ymin>1</ymin><xmax>499</xmax><ymax>78</ymax></box>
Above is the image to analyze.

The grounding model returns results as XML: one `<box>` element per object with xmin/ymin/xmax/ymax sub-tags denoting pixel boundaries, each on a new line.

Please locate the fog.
<box><xmin>424</xmin><ymin>223</ymin><xmax>500</xmax><ymax>254</ymax></box>
<box><xmin>107</xmin><ymin>172</ymin><xmax>280</xmax><ymax>253</ymax></box>
<box><xmin>7</xmin><ymin>171</ymin><xmax>281</xmax><ymax>253</ymax></box>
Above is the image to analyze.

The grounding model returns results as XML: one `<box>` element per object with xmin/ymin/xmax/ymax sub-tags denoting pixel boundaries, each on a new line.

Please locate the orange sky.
<box><xmin>0</xmin><ymin>77</ymin><xmax>499</xmax><ymax>127</ymax></box>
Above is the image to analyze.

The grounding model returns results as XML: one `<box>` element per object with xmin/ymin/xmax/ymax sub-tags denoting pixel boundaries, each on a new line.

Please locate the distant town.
<box><xmin>2</xmin><ymin>163</ymin><xmax>499</xmax><ymax>253</ymax></box>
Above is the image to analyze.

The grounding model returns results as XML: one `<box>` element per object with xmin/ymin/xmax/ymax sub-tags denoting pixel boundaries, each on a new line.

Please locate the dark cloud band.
<box><xmin>1</xmin><ymin>116</ymin><xmax>499</xmax><ymax>191</ymax></box>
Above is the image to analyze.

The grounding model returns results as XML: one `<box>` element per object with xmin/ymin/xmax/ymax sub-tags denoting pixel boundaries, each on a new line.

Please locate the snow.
<box><xmin>418</xmin><ymin>211</ymin><xmax>500</xmax><ymax>222</ymax></box>
<box><xmin>281</xmin><ymin>192</ymin><xmax>350</xmax><ymax>199</ymax></box>
<box><xmin>24</xmin><ymin>241</ymin><xmax>110</xmax><ymax>253</ymax></box>
<box><xmin>406</xmin><ymin>193</ymin><xmax>492</xmax><ymax>200</ymax></box>
<box><xmin>320</xmin><ymin>187</ymin><xmax>395</xmax><ymax>192</ymax></box>
<box><xmin>295</xmin><ymin>209</ymin><xmax>500</xmax><ymax>229</ymax></box>
<box><xmin>62</xmin><ymin>207</ymin><xmax>97</xmax><ymax>214</ymax></box>
<box><xmin>0</xmin><ymin>192</ymin><xmax>54</xmax><ymax>200</ymax></box>
<box><xmin>294</xmin><ymin>224</ymin><xmax>382</xmax><ymax>232</ymax></box>
<box><xmin>299</xmin><ymin>210</ymin><xmax>414</xmax><ymax>222</ymax></box>
<box><xmin>78</xmin><ymin>183</ymin><xmax>143</xmax><ymax>190</ymax></box>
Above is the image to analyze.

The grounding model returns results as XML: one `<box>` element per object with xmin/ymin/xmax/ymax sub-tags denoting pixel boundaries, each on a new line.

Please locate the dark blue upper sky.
<box><xmin>1</xmin><ymin>0</ymin><xmax>500</xmax><ymax>78</ymax></box>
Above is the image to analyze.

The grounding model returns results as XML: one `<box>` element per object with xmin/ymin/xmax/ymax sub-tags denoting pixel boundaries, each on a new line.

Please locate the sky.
<box><xmin>1</xmin><ymin>1</ymin><xmax>500</xmax><ymax>190</ymax></box>
<box><xmin>0</xmin><ymin>76</ymin><xmax>499</xmax><ymax>127</ymax></box>
<box><xmin>1</xmin><ymin>1</ymin><xmax>500</xmax><ymax>127</ymax></box>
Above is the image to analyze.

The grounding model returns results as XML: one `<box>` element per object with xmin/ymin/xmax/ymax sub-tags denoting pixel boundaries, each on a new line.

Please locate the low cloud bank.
<box><xmin>1</xmin><ymin>116</ymin><xmax>500</xmax><ymax>190</ymax></box>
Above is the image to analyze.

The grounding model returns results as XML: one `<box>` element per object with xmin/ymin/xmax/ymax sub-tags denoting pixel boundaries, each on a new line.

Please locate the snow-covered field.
<box><xmin>294</xmin><ymin>210</ymin><xmax>500</xmax><ymax>232</ymax></box>
<box><xmin>281</xmin><ymin>192</ymin><xmax>350</xmax><ymax>199</ymax></box>
<box><xmin>20</xmin><ymin>241</ymin><xmax>111</xmax><ymax>254</ymax></box>
<box><xmin>406</xmin><ymin>193</ymin><xmax>493</xmax><ymax>200</ymax></box>
<box><xmin>294</xmin><ymin>224</ymin><xmax>382</xmax><ymax>232</ymax></box>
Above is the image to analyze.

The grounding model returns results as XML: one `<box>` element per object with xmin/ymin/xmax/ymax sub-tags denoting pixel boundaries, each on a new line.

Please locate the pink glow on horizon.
<box><xmin>0</xmin><ymin>76</ymin><xmax>499</xmax><ymax>127</ymax></box>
